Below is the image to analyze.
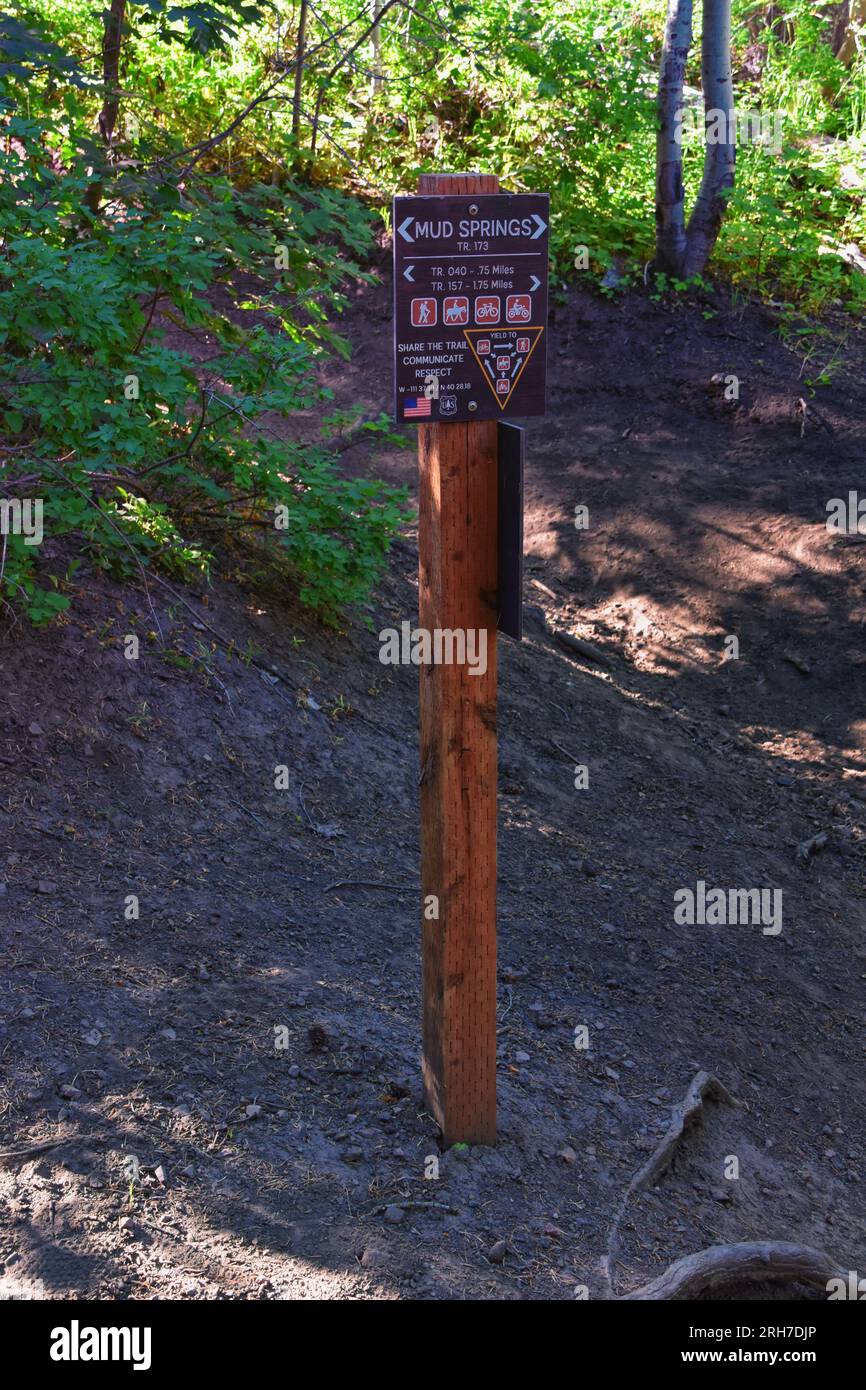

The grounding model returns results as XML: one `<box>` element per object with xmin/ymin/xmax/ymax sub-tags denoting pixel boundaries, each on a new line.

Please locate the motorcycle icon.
<box><xmin>506</xmin><ymin>295</ymin><xmax>532</xmax><ymax>322</ymax></box>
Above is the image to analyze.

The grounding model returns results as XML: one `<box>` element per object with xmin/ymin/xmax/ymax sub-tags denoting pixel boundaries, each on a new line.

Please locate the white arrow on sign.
<box><xmin>530</xmin><ymin>214</ymin><xmax>547</xmax><ymax>240</ymax></box>
<box><xmin>403</xmin><ymin>264</ymin><xmax>415</xmax><ymax>283</ymax></box>
<box><xmin>397</xmin><ymin>216</ymin><xmax>415</xmax><ymax>243</ymax></box>
<box><xmin>529</xmin><ymin>274</ymin><xmax>541</xmax><ymax>292</ymax></box>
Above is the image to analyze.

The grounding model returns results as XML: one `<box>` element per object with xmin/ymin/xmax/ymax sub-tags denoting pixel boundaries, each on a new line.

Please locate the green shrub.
<box><xmin>0</xmin><ymin>109</ymin><xmax>409</xmax><ymax>624</ymax></box>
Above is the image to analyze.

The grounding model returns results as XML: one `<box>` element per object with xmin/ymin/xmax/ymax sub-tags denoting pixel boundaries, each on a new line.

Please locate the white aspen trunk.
<box><xmin>655</xmin><ymin>0</ymin><xmax>694</xmax><ymax>276</ymax></box>
<box><xmin>684</xmin><ymin>0</ymin><xmax>735</xmax><ymax>277</ymax></box>
<box><xmin>837</xmin><ymin>0</ymin><xmax>866</xmax><ymax>64</ymax></box>
<box><xmin>371</xmin><ymin>0</ymin><xmax>383</xmax><ymax>98</ymax></box>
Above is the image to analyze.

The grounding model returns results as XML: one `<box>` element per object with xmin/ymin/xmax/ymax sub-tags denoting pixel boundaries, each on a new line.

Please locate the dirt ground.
<box><xmin>0</xmin><ymin>265</ymin><xmax>864</xmax><ymax>1300</ymax></box>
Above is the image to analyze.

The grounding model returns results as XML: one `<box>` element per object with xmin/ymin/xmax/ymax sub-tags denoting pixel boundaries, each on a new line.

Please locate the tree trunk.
<box><xmin>292</xmin><ymin>0</ymin><xmax>309</xmax><ymax>143</ymax></box>
<box><xmin>310</xmin><ymin>0</ymin><xmax>398</xmax><ymax>157</ymax></box>
<box><xmin>97</xmin><ymin>0</ymin><xmax>127</xmax><ymax>144</ymax></box>
<box><xmin>370</xmin><ymin>0</ymin><xmax>383</xmax><ymax>98</ymax></box>
<box><xmin>654</xmin><ymin>0</ymin><xmax>734</xmax><ymax>280</ymax></box>
<box><xmin>654</xmin><ymin>0</ymin><xmax>693</xmax><ymax>276</ymax></box>
<box><xmin>84</xmin><ymin>0</ymin><xmax>126</xmax><ymax>215</ymax></box>
<box><xmin>684</xmin><ymin>0</ymin><xmax>735</xmax><ymax>277</ymax></box>
<box><xmin>834</xmin><ymin>0</ymin><xmax>866</xmax><ymax>63</ymax></box>
<box><xmin>758</xmin><ymin>5</ymin><xmax>794</xmax><ymax>44</ymax></box>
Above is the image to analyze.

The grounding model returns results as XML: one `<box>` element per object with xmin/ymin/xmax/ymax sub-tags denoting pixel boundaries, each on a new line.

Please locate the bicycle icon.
<box><xmin>474</xmin><ymin>296</ymin><xmax>500</xmax><ymax>324</ymax></box>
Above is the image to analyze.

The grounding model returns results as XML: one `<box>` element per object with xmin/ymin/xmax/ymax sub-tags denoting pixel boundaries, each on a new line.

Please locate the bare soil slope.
<box><xmin>0</xmin><ymin>273</ymin><xmax>864</xmax><ymax>1300</ymax></box>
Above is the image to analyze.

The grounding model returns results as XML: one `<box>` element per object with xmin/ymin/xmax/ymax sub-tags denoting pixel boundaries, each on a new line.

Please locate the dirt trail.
<box><xmin>0</xmin><ymin>272</ymin><xmax>864</xmax><ymax>1300</ymax></box>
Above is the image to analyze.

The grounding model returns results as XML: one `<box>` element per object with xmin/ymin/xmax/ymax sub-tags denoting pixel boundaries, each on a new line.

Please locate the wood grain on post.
<box><xmin>418</xmin><ymin>171</ymin><xmax>498</xmax><ymax>1145</ymax></box>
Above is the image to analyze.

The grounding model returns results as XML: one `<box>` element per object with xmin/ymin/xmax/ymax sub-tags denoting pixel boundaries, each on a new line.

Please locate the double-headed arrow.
<box><xmin>398</xmin><ymin>211</ymin><xmax>547</xmax><ymax>243</ymax></box>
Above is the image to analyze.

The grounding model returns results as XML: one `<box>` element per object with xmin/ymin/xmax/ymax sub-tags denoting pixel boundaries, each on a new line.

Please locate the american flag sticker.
<box><xmin>403</xmin><ymin>396</ymin><xmax>432</xmax><ymax>418</ymax></box>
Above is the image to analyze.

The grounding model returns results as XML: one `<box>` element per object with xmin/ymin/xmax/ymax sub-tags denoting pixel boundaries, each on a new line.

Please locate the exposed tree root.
<box><xmin>0</xmin><ymin>1139</ymin><xmax>64</xmax><ymax>1167</ymax></box>
<box><xmin>603</xmin><ymin>1070</ymin><xmax>739</xmax><ymax>1296</ymax></box>
<box><xmin>619</xmin><ymin>1240</ymin><xmax>846</xmax><ymax>1300</ymax></box>
<box><xmin>635</xmin><ymin>1070</ymin><xmax>739</xmax><ymax>1191</ymax></box>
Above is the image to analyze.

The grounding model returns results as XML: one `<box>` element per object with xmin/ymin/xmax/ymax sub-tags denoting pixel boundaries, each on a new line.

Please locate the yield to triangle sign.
<box><xmin>464</xmin><ymin>327</ymin><xmax>545</xmax><ymax>409</ymax></box>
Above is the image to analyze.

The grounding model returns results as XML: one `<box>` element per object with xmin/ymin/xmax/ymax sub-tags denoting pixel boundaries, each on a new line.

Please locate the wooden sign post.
<box><xmin>395</xmin><ymin>172</ymin><xmax>548</xmax><ymax>1145</ymax></box>
<box><xmin>418</xmin><ymin>171</ymin><xmax>499</xmax><ymax>1145</ymax></box>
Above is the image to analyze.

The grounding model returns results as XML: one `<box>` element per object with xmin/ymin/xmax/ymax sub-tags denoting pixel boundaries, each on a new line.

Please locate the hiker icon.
<box><xmin>411</xmin><ymin>297</ymin><xmax>437</xmax><ymax>327</ymax></box>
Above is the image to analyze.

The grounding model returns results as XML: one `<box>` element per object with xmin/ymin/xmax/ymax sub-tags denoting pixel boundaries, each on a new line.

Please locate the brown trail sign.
<box><xmin>401</xmin><ymin>173</ymin><xmax>548</xmax><ymax>1146</ymax></box>
<box><xmin>393</xmin><ymin>187</ymin><xmax>549</xmax><ymax>424</ymax></box>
